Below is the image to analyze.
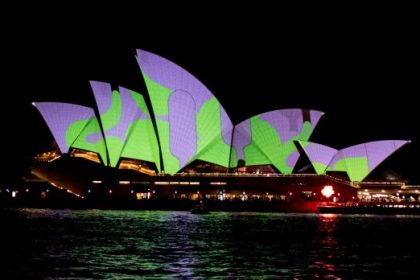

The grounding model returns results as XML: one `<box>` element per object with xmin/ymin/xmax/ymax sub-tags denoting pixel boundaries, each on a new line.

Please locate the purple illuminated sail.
<box><xmin>136</xmin><ymin>49</ymin><xmax>233</xmax><ymax>173</ymax></box>
<box><xmin>295</xmin><ymin>141</ymin><xmax>338</xmax><ymax>174</ymax></box>
<box><xmin>33</xmin><ymin>102</ymin><xmax>96</xmax><ymax>153</ymax></box>
<box><xmin>231</xmin><ymin>109</ymin><xmax>323</xmax><ymax>173</ymax></box>
<box><xmin>327</xmin><ymin>140</ymin><xmax>409</xmax><ymax>181</ymax></box>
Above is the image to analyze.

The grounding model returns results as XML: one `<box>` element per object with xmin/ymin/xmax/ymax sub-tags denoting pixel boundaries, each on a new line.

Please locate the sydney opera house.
<box><xmin>28</xmin><ymin>49</ymin><xmax>418</xmax><ymax>211</ymax></box>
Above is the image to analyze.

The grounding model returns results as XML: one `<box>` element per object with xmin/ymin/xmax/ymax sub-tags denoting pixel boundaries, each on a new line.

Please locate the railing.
<box><xmin>359</xmin><ymin>181</ymin><xmax>406</xmax><ymax>186</ymax></box>
<box><xmin>167</xmin><ymin>172</ymin><xmax>352</xmax><ymax>185</ymax></box>
<box><xmin>171</xmin><ymin>172</ymin><xmax>331</xmax><ymax>178</ymax></box>
<box><xmin>402</xmin><ymin>185</ymin><xmax>420</xmax><ymax>189</ymax></box>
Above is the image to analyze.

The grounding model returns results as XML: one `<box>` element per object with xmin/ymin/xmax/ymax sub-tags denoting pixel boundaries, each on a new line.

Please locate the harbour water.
<box><xmin>2</xmin><ymin>208</ymin><xmax>420</xmax><ymax>279</ymax></box>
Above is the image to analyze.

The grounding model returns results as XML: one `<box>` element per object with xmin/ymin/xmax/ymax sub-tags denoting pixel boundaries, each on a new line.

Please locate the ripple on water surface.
<box><xmin>1</xmin><ymin>208</ymin><xmax>420</xmax><ymax>279</ymax></box>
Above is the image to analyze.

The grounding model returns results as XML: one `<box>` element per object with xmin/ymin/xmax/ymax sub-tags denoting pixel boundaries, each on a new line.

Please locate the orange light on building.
<box><xmin>321</xmin><ymin>185</ymin><xmax>335</xmax><ymax>198</ymax></box>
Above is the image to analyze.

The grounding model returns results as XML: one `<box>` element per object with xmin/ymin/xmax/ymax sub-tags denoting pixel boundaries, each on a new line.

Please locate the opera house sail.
<box><xmin>30</xmin><ymin>49</ymin><xmax>414</xmax><ymax>212</ymax></box>
<box><xmin>230</xmin><ymin>109</ymin><xmax>323</xmax><ymax>174</ymax></box>
<box><xmin>296</xmin><ymin>140</ymin><xmax>409</xmax><ymax>181</ymax></box>
<box><xmin>33</xmin><ymin>102</ymin><xmax>108</xmax><ymax>165</ymax></box>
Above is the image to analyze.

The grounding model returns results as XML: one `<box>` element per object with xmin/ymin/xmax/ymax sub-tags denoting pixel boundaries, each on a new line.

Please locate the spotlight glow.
<box><xmin>321</xmin><ymin>185</ymin><xmax>335</xmax><ymax>198</ymax></box>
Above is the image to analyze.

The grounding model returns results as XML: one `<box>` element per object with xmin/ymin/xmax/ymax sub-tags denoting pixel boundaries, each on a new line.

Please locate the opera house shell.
<box><xmin>31</xmin><ymin>49</ymin><xmax>410</xmax><ymax>210</ymax></box>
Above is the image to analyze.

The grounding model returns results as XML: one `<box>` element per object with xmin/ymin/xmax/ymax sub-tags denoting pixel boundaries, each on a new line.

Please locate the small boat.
<box><xmin>190</xmin><ymin>201</ymin><xmax>210</xmax><ymax>214</ymax></box>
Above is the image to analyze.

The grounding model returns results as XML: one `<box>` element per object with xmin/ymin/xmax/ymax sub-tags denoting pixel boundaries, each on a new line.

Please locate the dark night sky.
<box><xmin>1</xmin><ymin>9</ymin><xmax>419</xmax><ymax>184</ymax></box>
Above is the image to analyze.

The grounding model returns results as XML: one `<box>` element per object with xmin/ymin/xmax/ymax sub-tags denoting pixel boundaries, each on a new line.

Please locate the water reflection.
<box><xmin>2</xmin><ymin>209</ymin><xmax>420</xmax><ymax>279</ymax></box>
<box><xmin>312</xmin><ymin>214</ymin><xmax>341</xmax><ymax>279</ymax></box>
